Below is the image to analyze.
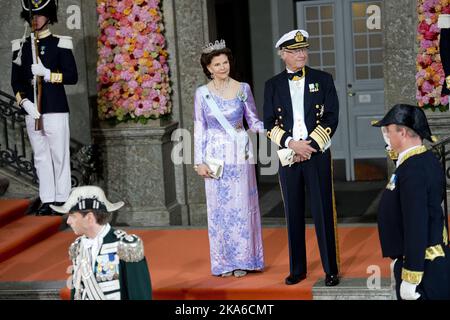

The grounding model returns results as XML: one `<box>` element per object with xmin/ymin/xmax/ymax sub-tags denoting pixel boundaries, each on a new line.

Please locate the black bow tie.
<box><xmin>287</xmin><ymin>70</ymin><xmax>304</xmax><ymax>81</ymax></box>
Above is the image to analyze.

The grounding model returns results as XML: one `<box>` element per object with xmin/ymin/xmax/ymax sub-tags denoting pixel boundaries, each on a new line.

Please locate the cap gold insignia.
<box><xmin>32</xmin><ymin>0</ymin><xmax>43</xmax><ymax>8</ymax></box>
<box><xmin>295</xmin><ymin>32</ymin><xmax>304</xmax><ymax>43</ymax></box>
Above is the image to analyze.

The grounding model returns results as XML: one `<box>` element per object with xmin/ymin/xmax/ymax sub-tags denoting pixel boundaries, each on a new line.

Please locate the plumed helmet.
<box><xmin>21</xmin><ymin>0</ymin><xmax>58</xmax><ymax>25</ymax></box>
<box><xmin>50</xmin><ymin>186</ymin><xmax>125</xmax><ymax>214</ymax></box>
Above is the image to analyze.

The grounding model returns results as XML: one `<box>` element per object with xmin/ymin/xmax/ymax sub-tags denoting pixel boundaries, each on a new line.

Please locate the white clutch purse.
<box><xmin>205</xmin><ymin>156</ymin><xmax>224</xmax><ymax>179</ymax></box>
<box><xmin>277</xmin><ymin>148</ymin><xmax>295</xmax><ymax>167</ymax></box>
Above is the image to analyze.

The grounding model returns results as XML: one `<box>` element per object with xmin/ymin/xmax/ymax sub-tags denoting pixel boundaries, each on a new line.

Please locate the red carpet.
<box><xmin>0</xmin><ymin>199</ymin><xmax>30</xmax><ymax>227</ymax></box>
<box><xmin>0</xmin><ymin>199</ymin><xmax>61</xmax><ymax>264</ymax></box>
<box><xmin>0</xmin><ymin>226</ymin><xmax>390</xmax><ymax>300</ymax></box>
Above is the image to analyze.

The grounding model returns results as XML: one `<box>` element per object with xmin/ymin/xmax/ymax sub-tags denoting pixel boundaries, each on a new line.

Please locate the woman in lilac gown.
<box><xmin>193</xmin><ymin>41</ymin><xmax>265</xmax><ymax>277</ymax></box>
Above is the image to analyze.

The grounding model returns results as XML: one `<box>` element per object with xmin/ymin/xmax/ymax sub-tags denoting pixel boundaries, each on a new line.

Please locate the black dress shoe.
<box><xmin>49</xmin><ymin>202</ymin><xmax>66</xmax><ymax>216</ymax></box>
<box><xmin>325</xmin><ymin>274</ymin><xmax>340</xmax><ymax>286</ymax></box>
<box><xmin>285</xmin><ymin>273</ymin><xmax>307</xmax><ymax>285</ymax></box>
<box><xmin>36</xmin><ymin>203</ymin><xmax>55</xmax><ymax>216</ymax></box>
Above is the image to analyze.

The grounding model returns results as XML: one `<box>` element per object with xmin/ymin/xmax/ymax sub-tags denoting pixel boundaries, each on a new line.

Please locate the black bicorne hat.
<box><xmin>20</xmin><ymin>0</ymin><xmax>58</xmax><ymax>25</ymax></box>
<box><xmin>372</xmin><ymin>104</ymin><xmax>435</xmax><ymax>142</ymax></box>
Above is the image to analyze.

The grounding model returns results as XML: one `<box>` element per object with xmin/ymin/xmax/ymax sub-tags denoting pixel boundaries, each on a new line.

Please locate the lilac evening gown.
<box><xmin>193</xmin><ymin>82</ymin><xmax>265</xmax><ymax>275</ymax></box>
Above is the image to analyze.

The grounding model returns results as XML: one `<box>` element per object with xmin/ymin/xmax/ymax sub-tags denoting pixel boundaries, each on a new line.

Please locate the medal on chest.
<box><xmin>96</xmin><ymin>253</ymin><xmax>119</xmax><ymax>282</ymax></box>
<box><xmin>386</xmin><ymin>174</ymin><xmax>397</xmax><ymax>191</ymax></box>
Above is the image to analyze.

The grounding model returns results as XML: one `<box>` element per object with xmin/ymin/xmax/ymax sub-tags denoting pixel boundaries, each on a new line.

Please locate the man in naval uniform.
<box><xmin>438</xmin><ymin>13</ymin><xmax>449</xmax><ymax>98</ymax></box>
<box><xmin>373</xmin><ymin>104</ymin><xmax>450</xmax><ymax>300</ymax></box>
<box><xmin>11</xmin><ymin>0</ymin><xmax>78</xmax><ymax>215</ymax></box>
<box><xmin>263</xmin><ymin>29</ymin><xmax>340</xmax><ymax>286</ymax></box>
<box><xmin>51</xmin><ymin>186</ymin><xmax>152</xmax><ymax>300</ymax></box>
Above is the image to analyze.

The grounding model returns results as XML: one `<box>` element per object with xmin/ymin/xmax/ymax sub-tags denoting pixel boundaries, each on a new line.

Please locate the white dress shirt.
<box><xmin>284</xmin><ymin>68</ymin><xmax>308</xmax><ymax>148</ymax></box>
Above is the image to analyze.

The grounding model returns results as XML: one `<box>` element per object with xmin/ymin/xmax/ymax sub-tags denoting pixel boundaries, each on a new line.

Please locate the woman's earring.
<box><xmin>210</xmin><ymin>73</ymin><xmax>215</xmax><ymax>79</ymax></box>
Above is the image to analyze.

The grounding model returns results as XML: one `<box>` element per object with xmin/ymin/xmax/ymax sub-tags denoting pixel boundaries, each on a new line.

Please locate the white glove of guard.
<box><xmin>31</xmin><ymin>58</ymin><xmax>51</xmax><ymax>82</ymax></box>
<box><xmin>400</xmin><ymin>280</ymin><xmax>421</xmax><ymax>300</ymax></box>
<box><xmin>21</xmin><ymin>99</ymin><xmax>41</xmax><ymax>119</ymax></box>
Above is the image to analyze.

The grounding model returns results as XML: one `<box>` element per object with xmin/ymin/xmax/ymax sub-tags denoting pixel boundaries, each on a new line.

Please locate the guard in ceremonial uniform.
<box><xmin>438</xmin><ymin>13</ymin><xmax>450</xmax><ymax>97</ymax></box>
<box><xmin>373</xmin><ymin>104</ymin><xmax>450</xmax><ymax>300</ymax></box>
<box><xmin>51</xmin><ymin>186</ymin><xmax>152</xmax><ymax>300</ymax></box>
<box><xmin>263</xmin><ymin>29</ymin><xmax>340</xmax><ymax>286</ymax></box>
<box><xmin>11</xmin><ymin>0</ymin><xmax>78</xmax><ymax>215</ymax></box>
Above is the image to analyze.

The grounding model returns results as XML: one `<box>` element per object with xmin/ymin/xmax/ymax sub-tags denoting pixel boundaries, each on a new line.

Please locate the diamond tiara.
<box><xmin>202</xmin><ymin>39</ymin><xmax>226</xmax><ymax>54</ymax></box>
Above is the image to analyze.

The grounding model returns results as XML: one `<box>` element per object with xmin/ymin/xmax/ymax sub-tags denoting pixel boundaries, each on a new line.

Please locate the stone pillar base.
<box><xmin>92</xmin><ymin>119</ymin><xmax>181</xmax><ymax>227</ymax></box>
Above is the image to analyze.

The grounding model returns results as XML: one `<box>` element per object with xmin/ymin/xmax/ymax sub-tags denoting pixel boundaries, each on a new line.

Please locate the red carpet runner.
<box><xmin>0</xmin><ymin>223</ymin><xmax>390</xmax><ymax>299</ymax></box>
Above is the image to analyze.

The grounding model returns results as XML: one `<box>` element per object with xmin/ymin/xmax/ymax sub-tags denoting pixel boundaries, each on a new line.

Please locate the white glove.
<box><xmin>21</xmin><ymin>99</ymin><xmax>41</xmax><ymax>119</ymax></box>
<box><xmin>31</xmin><ymin>58</ymin><xmax>51</xmax><ymax>82</ymax></box>
<box><xmin>400</xmin><ymin>280</ymin><xmax>421</xmax><ymax>300</ymax></box>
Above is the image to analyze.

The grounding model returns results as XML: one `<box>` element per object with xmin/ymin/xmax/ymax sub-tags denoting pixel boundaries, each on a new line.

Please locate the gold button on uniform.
<box><xmin>279</xmin><ymin>116</ymin><xmax>283</xmax><ymax>119</ymax></box>
<box><xmin>316</xmin><ymin>120</ymin><xmax>320</xmax><ymax>124</ymax></box>
<box><xmin>278</xmin><ymin>108</ymin><xmax>282</xmax><ymax>112</ymax></box>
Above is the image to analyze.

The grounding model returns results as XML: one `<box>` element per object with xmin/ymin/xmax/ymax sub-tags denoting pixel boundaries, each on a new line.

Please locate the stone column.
<box><xmin>383</xmin><ymin>0</ymin><xmax>417</xmax><ymax>108</ymax></box>
<box><xmin>164</xmin><ymin>0</ymin><xmax>211</xmax><ymax>226</ymax></box>
<box><xmin>383</xmin><ymin>0</ymin><xmax>417</xmax><ymax>176</ymax></box>
<box><xmin>92</xmin><ymin>120</ymin><xmax>180</xmax><ymax>226</ymax></box>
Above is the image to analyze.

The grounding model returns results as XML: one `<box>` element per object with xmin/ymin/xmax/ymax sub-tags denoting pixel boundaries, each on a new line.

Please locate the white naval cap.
<box><xmin>275</xmin><ymin>29</ymin><xmax>310</xmax><ymax>49</ymax></box>
<box><xmin>50</xmin><ymin>185</ymin><xmax>125</xmax><ymax>214</ymax></box>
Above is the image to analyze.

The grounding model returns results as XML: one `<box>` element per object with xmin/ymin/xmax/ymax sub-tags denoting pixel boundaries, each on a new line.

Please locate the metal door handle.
<box><xmin>348</xmin><ymin>91</ymin><xmax>356</xmax><ymax>97</ymax></box>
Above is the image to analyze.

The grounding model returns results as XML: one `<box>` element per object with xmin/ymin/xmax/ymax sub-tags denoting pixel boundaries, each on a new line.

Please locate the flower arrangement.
<box><xmin>97</xmin><ymin>0</ymin><xmax>172</xmax><ymax>124</ymax></box>
<box><xmin>416</xmin><ymin>0</ymin><xmax>449</xmax><ymax>111</ymax></box>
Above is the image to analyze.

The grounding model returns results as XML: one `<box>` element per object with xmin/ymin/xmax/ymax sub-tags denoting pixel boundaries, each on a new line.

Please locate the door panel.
<box><xmin>296</xmin><ymin>0</ymin><xmax>386</xmax><ymax>180</ymax></box>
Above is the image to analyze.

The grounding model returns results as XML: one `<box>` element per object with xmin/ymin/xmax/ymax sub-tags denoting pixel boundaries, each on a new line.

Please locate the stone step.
<box><xmin>0</xmin><ymin>215</ymin><xmax>61</xmax><ymax>263</ymax></box>
<box><xmin>0</xmin><ymin>199</ymin><xmax>29</xmax><ymax>228</ymax></box>
<box><xmin>312</xmin><ymin>278</ymin><xmax>395</xmax><ymax>300</ymax></box>
<box><xmin>0</xmin><ymin>281</ymin><xmax>65</xmax><ymax>300</ymax></box>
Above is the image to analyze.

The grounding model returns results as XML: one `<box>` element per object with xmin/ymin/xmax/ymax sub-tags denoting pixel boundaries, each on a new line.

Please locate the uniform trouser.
<box><xmin>279</xmin><ymin>149</ymin><xmax>339</xmax><ymax>276</ymax></box>
<box><xmin>393</xmin><ymin>246</ymin><xmax>450</xmax><ymax>300</ymax></box>
<box><xmin>25</xmin><ymin>113</ymin><xmax>71</xmax><ymax>203</ymax></box>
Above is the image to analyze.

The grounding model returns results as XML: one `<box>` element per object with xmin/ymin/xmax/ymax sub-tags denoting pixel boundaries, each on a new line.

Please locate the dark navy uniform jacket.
<box><xmin>263</xmin><ymin>66</ymin><xmax>339</xmax><ymax>151</ymax></box>
<box><xmin>378</xmin><ymin>150</ymin><xmax>446</xmax><ymax>267</ymax></box>
<box><xmin>263</xmin><ymin>65</ymin><xmax>340</xmax><ymax>276</ymax></box>
<box><xmin>378</xmin><ymin>148</ymin><xmax>450</xmax><ymax>298</ymax></box>
<box><xmin>11</xmin><ymin>32</ymin><xmax>78</xmax><ymax>114</ymax></box>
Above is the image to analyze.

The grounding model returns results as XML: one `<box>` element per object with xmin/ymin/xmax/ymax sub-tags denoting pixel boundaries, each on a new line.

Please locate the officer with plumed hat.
<box><xmin>51</xmin><ymin>186</ymin><xmax>152</xmax><ymax>300</ymax></box>
<box><xmin>373</xmin><ymin>104</ymin><xmax>450</xmax><ymax>300</ymax></box>
<box><xmin>11</xmin><ymin>0</ymin><xmax>78</xmax><ymax>215</ymax></box>
<box><xmin>263</xmin><ymin>29</ymin><xmax>340</xmax><ymax>286</ymax></box>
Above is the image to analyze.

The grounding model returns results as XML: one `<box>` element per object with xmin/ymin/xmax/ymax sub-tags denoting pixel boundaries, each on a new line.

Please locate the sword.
<box><xmin>28</xmin><ymin>0</ymin><xmax>43</xmax><ymax>131</ymax></box>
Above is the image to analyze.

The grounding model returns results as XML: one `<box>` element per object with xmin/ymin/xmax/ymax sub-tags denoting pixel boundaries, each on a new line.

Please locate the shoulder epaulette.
<box><xmin>54</xmin><ymin>35</ymin><xmax>74</xmax><ymax>50</ymax></box>
<box><xmin>114</xmin><ymin>229</ymin><xmax>145</xmax><ymax>263</ymax></box>
<box><xmin>11</xmin><ymin>39</ymin><xmax>23</xmax><ymax>52</ymax></box>
<box><xmin>68</xmin><ymin>236</ymin><xmax>82</xmax><ymax>260</ymax></box>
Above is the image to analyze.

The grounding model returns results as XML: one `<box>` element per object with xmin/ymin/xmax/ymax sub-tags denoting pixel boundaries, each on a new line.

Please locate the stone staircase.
<box><xmin>313</xmin><ymin>278</ymin><xmax>395</xmax><ymax>300</ymax></box>
<box><xmin>0</xmin><ymin>199</ymin><xmax>64</xmax><ymax>299</ymax></box>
